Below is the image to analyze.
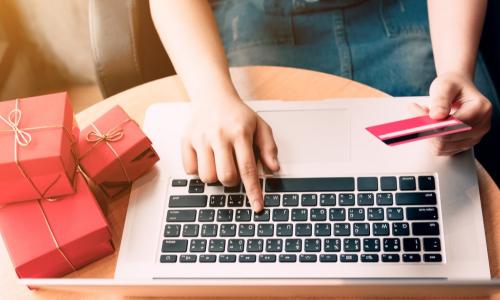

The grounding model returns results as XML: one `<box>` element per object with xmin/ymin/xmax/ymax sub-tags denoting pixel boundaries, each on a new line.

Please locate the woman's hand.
<box><xmin>182</xmin><ymin>97</ymin><xmax>280</xmax><ymax>212</ymax></box>
<box><xmin>414</xmin><ymin>72</ymin><xmax>492</xmax><ymax>156</ymax></box>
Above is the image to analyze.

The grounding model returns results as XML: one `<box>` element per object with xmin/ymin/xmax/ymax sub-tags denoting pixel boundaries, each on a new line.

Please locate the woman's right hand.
<box><xmin>182</xmin><ymin>97</ymin><xmax>280</xmax><ymax>212</ymax></box>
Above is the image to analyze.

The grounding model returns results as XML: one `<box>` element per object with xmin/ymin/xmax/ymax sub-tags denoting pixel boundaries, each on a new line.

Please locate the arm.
<box><xmin>150</xmin><ymin>0</ymin><xmax>279</xmax><ymax>211</ymax></box>
<box><xmin>423</xmin><ymin>0</ymin><xmax>492</xmax><ymax>155</ymax></box>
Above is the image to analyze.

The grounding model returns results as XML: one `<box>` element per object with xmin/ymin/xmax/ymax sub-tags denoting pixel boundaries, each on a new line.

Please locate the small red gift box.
<box><xmin>0</xmin><ymin>172</ymin><xmax>114</xmax><ymax>278</ymax></box>
<box><xmin>0</xmin><ymin>92</ymin><xmax>79</xmax><ymax>205</ymax></box>
<box><xmin>78</xmin><ymin>105</ymin><xmax>159</xmax><ymax>197</ymax></box>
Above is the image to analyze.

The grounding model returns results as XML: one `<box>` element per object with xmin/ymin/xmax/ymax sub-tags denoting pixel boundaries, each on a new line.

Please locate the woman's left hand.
<box><xmin>413</xmin><ymin>72</ymin><xmax>492</xmax><ymax>156</ymax></box>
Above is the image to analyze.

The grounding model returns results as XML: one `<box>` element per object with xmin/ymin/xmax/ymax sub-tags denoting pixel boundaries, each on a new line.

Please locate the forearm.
<box><xmin>150</xmin><ymin>0</ymin><xmax>238</xmax><ymax>103</ymax></box>
<box><xmin>428</xmin><ymin>0</ymin><xmax>487</xmax><ymax>79</ymax></box>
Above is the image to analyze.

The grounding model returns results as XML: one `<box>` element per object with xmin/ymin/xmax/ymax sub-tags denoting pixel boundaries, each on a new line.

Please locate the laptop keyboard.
<box><xmin>159</xmin><ymin>176</ymin><xmax>443</xmax><ymax>264</ymax></box>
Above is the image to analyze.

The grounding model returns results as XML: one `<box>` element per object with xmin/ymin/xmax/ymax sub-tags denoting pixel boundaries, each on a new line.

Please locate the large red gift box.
<box><xmin>0</xmin><ymin>93</ymin><xmax>79</xmax><ymax>205</ymax></box>
<box><xmin>0</xmin><ymin>172</ymin><xmax>114</xmax><ymax>278</ymax></box>
<box><xmin>78</xmin><ymin>105</ymin><xmax>159</xmax><ymax>197</ymax></box>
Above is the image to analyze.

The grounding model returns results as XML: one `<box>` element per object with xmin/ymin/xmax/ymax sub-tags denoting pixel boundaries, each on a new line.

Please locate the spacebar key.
<box><xmin>169</xmin><ymin>195</ymin><xmax>208</xmax><ymax>207</ymax></box>
<box><xmin>265</xmin><ymin>177</ymin><xmax>355</xmax><ymax>192</ymax></box>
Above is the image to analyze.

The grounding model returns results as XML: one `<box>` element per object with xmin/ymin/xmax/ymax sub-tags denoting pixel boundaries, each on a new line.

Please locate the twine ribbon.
<box><xmin>0</xmin><ymin>99</ymin><xmax>77</xmax><ymax>271</ymax></box>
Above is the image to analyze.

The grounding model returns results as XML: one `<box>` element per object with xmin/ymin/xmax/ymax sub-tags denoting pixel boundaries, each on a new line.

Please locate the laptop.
<box><xmin>22</xmin><ymin>97</ymin><xmax>492</xmax><ymax>296</ymax></box>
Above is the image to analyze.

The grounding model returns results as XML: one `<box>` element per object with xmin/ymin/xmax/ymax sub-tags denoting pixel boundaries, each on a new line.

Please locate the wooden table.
<box><xmin>1</xmin><ymin>66</ymin><xmax>498</xmax><ymax>300</ymax></box>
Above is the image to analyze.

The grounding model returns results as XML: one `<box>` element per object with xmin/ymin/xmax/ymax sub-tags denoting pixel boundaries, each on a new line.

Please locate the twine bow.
<box><xmin>86</xmin><ymin>127</ymin><xmax>124</xmax><ymax>143</ymax></box>
<box><xmin>0</xmin><ymin>107</ymin><xmax>32</xmax><ymax>147</ymax></box>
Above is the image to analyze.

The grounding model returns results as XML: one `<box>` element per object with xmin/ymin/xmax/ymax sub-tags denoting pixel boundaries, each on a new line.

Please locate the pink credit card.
<box><xmin>366</xmin><ymin>115</ymin><xmax>471</xmax><ymax>146</ymax></box>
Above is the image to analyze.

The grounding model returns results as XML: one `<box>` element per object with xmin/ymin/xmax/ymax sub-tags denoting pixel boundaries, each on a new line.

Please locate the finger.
<box><xmin>213</xmin><ymin>141</ymin><xmax>239</xmax><ymax>186</ymax></box>
<box><xmin>181</xmin><ymin>138</ymin><xmax>198</xmax><ymax>174</ymax></box>
<box><xmin>429</xmin><ymin>77</ymin><xmax>461</xmax><ymax>119</ymax></box>
<box><xmin>255</xmin><ymin>118</ymin><xmax>280</xmax><ymax>172</ymax></box>
<box><xmin>234</xmin><ymin>138</ymin><xmax>263</xmax><ymax>212</ymax></box>
<box><xmin>431</xmin><ymin>137</ymin><xmax>478</xmax><ymax>156</ymax></box>
<box><xmin>409</xmin><ymin>102</ymin><xmax>429</xmax><ymax>116</ymax></box>
<box><xmin>195</xmin><ymin>145</ymin><xmax>217</xmax><ymax>183</ymax></box>
<box><xmin>453</xmin><ymin>95</ymin><xmax>492</xmax><ymax>127</ymax></box>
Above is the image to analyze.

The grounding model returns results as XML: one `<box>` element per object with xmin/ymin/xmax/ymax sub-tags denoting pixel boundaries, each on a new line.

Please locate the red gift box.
<box><xmin>0</xmin><ymin>172</ymin><xmax>114</xmax><ymax>278</ymax></box>
<box><xmin>78</xmin><ymin>105</ymin><xmax>159</xmax><ymax>197</ymax></box>
<box><xmin>0</xmin><ymin>93</ymin><xmax>79</xmax><ymax>205</ymax></box>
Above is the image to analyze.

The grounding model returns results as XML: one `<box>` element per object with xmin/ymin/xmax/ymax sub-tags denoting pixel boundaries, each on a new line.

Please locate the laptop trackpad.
<box><xmin>258</xmin><ymin>109</ymin><xmax>350</xmax><ymax>164</ymax></box>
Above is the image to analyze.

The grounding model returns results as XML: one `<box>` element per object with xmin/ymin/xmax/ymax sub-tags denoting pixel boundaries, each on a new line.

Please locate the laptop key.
<box><xmin>396</xmin><ymin>192</ymin><xmax>437</xmax><ymax>205</ymax></box>
<box><xmin>190</xmin><ymin>239</ymin><xmax>207</xmax><ymax>252</ymax></box>
<box><xmin>220</xmin><ymin>224</ymin><xmax>236</xmax><ymax>237</ymax></box>
<box><xmin>357</xmin><ymin>177</ymin><xmax>378</xmax><ymax>191</ymax></box>
<box><xmin>358</xmin><ymin>193</ymin><xmax>374</xmax><ymax>206</ymax></box>
<box><xmin>266</xmin><ymin>239</ymin><xmax>283</xmax><ymax>252</ymax></box>
<box><xmin>258</xmin><ymin>223</ymin><xmax>275</xmax><ymax>236</ymax></box>
<box><xmin>412</xmin><ymin>222</ymin><xmax>440</xmax><ymax>236</ymax></box>
<box><xmin>254</xmin><ymin>209</ymin><xmax>270</xmax><ymax>221</ymax></box>
<box><xmin>339</xmin><ymin>193</ymin><xmax>355</xmax><ymax>206</ymax></box>
<box><xmin>285</xmin><ymin>239</ymin><xmax>302</xmax><ymax>252</ymax></box>
<box><xmin>199</xmin><ymin>254</ymin><xmax>217</xmax><ymax>263</ymax></box>
<box><xmin>273</xmin><ymin>209</ymin><xmax>289</xmax><ymax>221</ymax></box>
<box><xmin>238</xmin><ymin>224</ymin><xmax>255</xmax><ymax>237</ymax></box>
<box><xmin>296</xmin><ymin>223</ymin><xmax>312</xmax><ymax>236</ymax></box>
<box><xmin>361</xmin><ymin>254</ymin><xmax>379</xmax><ymax>262</ymax></box>
<box><xmin>264</xmin><ymin>194</ymin><xmax>280</xmax><ymax>207</ymax></box>
<box><xmin>353</xmin><ymin>223</ymin><xmax>370</xmax><ymax>236</ymax></box>
<box><xmin>406</xmin><ymin>207</ymin><xmax>438</xmax><ymax>220</ymax></box>
<box><xmin>320</xmin><ymin>254</ymin><xmax>338</xmax><ymax>262</ymax></box>
<box><xmin>320</xmin><ymin>193</ymin><xmax>336</xmax><ymax>206</ymax></box>
<box><xmin>304</xmin><ymin>239</ymin><xmax>321</xmax><ymax>252</ymax></box>
<box><xmin>310</xmin><ymin>208</ymin><xmax>327</xmax><ymax>221</ymax></box>
<box><xmin>299</xmin><ymin>254</ymin><xmax>317</xmax><ymax>263</ymax></box>
<box><xmin>160</xmin><ymin>254</ymin><xmax>177</xmax><ymax>263</ymax></box>
<box><xmin>291</xmin><ymin>209</ymin><xmax>308</xmax><ymax>221</ymax></box>
<box><xmin>403</xmin><ymin>238</ymin><xmax>421</xmax><ymax>252</ymax></box>
<box><xmin>423</xmin><ymin>238</ymin><xmax>441</xmax><ymax>251</ymax></box>
<box><xmin>208</xmin><ymin>239</ymin><xmax>225</xmax><ymax>252</ymax></box>
<box><xmin>387</xmin><ymin>207</ymin><xmax>404</xmax><ymax>220</ymax></box>
<box><xmin>235</xmin><ymin>209</ymin><xmax>252</xmax><ymax>222</ymax></box>
<box><xmin>382</xmin><ymin>254</ymin><xmax>400</xmax><ymax>262</ymax></box>
<box><xmin>283</xmin><ymin>194</ymin><xmax>299</xmax><ymax>206</ymax></box>
<box><xmin>383</xmin><ymin>238</ymin><xmax>401</xmax><ymax>252</ymax></box>
<box><xmin>279</xmin><ymin>254</ymin><xmax>297</xmax><ymax>262</ymax></box>
<box><xmin>324</xmin><ymin>239</ymin><xmax>341</xmax><ymax>252</ymax></box>
<box><xmin>329</xmin><ymin>208</ymin><xmax>346</xmax><ymax>221</ymax></box>
<box><xmin>259</xmin><ymin>254</ymin><xmax>277</xmax><ymax>263</ymax></box>
<box><xmin>188</xmin><ymin>186</ymin><xmax>204</xmax><ymax>193</ymax></box>
<box><xmin>162</xmin><ymin>239</ymin><xmax>188</xmax><ymax>253</ymax></box>
<box><xmin>363</xmin><ymin>238</ymin><xmax>381</xmax><ymax>252</ymax></box>
<box><xmin>373</xmin><ymin>223</ymin><xmax>390</xmax><ymax>236</ymax></box>
<box><xmin>247</xmin><ymin>239</ymin><xmax>264</xmax><ymax>252</ymax></box>
<box><xmin>209</xmin><ymin>195</ymin><xmax>225</xmax><ymax>207</ymax></box>
<box><xmin>169</xmin><ymin>195</ymin><xmax>207</xmax><ymax>208</ymax></box>
<box><xmin>179</xmin><ymin>254</ymin><xmax>197</xmax><ymax>263</ymax></box>
<box><xmin>228</xmin><ymin>239</ymin><xmax>245</xmax><ymax>252</ymax></box>
<box><xmin>314</xmin><ymin>223</ymin><xmax>331</xmax><ymax>236</ymax></box>
<box><xmin>265</xmin><ymin>177</ymin><xmax>355</xmax><ymax>193</ymax></box>
<box><xmin>334</xmin><ymin>223</ymin><xmax>350</xmax><ymax>236</ymax></box>
<box><xmin>380</xmin><ymin>176</ymin><xmax>397</xmax><ymax>191</ymax></box>
<box><xmin>201</xmin><ymin>224</ymin><xmax>218</xmax><ymax>237</ymax></box>
<box><xmin>172</xmin><ymin>179</ymin><xmax>188</xmax><ymax>187</ymax></box>
<box><xmin>164</xmin><ymin>224</ymin><xmax>181</xmax><ymax>237</ymax></box>
<box><xmin>424</xmin><ymin>254</ymin><xmax>442</xmax><ymax>262</ymax></box>
<box><xmin>182</xmin><ymin>224</ymin><xmax>199</xmax><ymax>237</ymax></box>
<box><xmin>217</xmin><ymin>209</ymin><xmax>234</xmax><ymax>222</ymax></box>
<box><xmin>367</xmin><ymin>208</ymin><xmax>384</xmax><ymax>221</ymax></box>
<box><xmin>392</xmin><ymin>222</ymin><xmax>410</xmax><ymax>236</ymax></box>
<box><xmin>276</xmin><ymin>223</ymin><xmax>293</xmax><ymax>236</ymax></box>
<box><xmin>224</xmin><ymin>185</ymin><xmax>240</xmax><ymax>193</ymax></box>
<box><xmin>344</xmin><ymin>238</ymin><xmax>361</xmax><ymax>252</ymax></box>
<box><xmin>418</xmin><ymin>176</ymin><xmax>435</xmax><ymax>190</ymax></box>
<box><xmin>376</xmin><ymin>193</ymin><xmax>393</xmax><ymax>205</ymax></box>
<box><xmin>167</xmin><ymin>210</ymin><xmax>196</xmax><ymax>222</ymax></box>
<box><xmin>403</xmin><ymin>254</ymin><xmax>421</xmax><ymax>262</ymax></box>
<box><xmin>399</xmin><ymin>176</ymin><xmax>416</xmax><ymax>190</ymax></box>
<box><xmin>239</xmin><ymin>254</ymin><xmax>257</xmax><ymax>263</ymax></box>
<box><xmin>340</xmin><ymin>254</ymin><xmax>358</xmax><ymax>262</ymax></box>
<box><xmin>219</xmin><ymin>254</ymin><xmax>236</xmax><ymax>263</ymax></box>
<box><xmin>228</xmin><ymin>194</ymin><xmax>245</xmax><ymax>207</ymax></box>
<box><xmin>301</xmin><ymin>194</ymin><xmax>317</xmax><ymax>206</ymax></box>
<box><xmin>348</xmin><ymin>208</ymin><xmax>365</xmax><ymax>221</ymax></box>
<box><xmin>198</xmin><ymin>209</ymin><xmax>215</xmax><ymax>222</ymax></box>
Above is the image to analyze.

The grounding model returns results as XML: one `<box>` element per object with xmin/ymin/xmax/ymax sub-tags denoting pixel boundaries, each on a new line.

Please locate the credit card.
<box><xmin>366</xmin><ymin>115</ymin><xmax>471</xmax><ymax>146</ymax></box>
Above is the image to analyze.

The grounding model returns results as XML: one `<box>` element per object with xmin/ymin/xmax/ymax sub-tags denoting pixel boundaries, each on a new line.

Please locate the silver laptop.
<box><xmin>111</xmin><ymin>97</ymin><xmax>489</xmax><ymax>280</ymax></box>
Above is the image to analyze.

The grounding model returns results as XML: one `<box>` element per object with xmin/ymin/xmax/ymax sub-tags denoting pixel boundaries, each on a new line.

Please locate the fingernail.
<box><xmin>273</xmin><ymin>156</ymin><xmax>280</xmax><ymax>170</ymax></box>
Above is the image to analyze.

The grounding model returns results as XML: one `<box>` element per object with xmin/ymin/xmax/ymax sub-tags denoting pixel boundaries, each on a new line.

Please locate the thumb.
<box><xmin>255</xmin><ymin>118</ymin><xmax>280</xmax><ymax>172</ymax></box>
<box><xmin>429</xmin><ymin>77</ymin><xmax>460</xmax><ymax>120</ymax></box>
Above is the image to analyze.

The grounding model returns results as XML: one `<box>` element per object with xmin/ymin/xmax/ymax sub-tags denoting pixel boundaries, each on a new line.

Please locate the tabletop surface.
<box><xmin>1</xmin><ymin>66</ymin><xmax>498</xmax><ymax>300</ymax></box>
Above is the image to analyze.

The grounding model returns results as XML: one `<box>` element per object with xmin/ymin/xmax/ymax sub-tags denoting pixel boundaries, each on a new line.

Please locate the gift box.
<box><xmin>78</xmin><ymin>105</ymin><xmax>159</xmax><ymax>197</ymax></box>
<box><xmin>0</xmin><ymin>172</ymin><xmax>114</xmax><ymax>278</ymax></box>
<box><xmin>0</xmin><ymin>93</ymin><xmax>79</xmax><ymax>205</ymax></box>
